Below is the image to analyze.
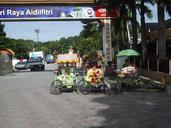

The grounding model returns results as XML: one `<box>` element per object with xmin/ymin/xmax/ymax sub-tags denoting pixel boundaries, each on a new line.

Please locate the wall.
<box><xmin>139</xmin><ymin>68</ymin><xmax>171</xmax><ymax>84</ymax></box>
<box><xmin>0</xmin><ymin>54</ymin><xmax>13</xmax><ymax>75</ymax></box>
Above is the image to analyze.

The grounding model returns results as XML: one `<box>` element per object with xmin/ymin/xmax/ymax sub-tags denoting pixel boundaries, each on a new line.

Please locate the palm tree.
<box><xmin>111</xmin><ymin>3</ymin><xmax>128</xmax><ymax>51</ymax></box>
<box><xmin>105</xmin><ymin>0</ymin><xmax>139</xmax><ymax>50</ymax></box>
<box><xmin>156</xmin><ymin>0</ymin><xmax>171</xmax><ymax>59</ymax></box>
<box><xmin>137</xmin><ymin>0</ymin><xmax>155</xmax><ymax>62</ymax></box>
<box><xmin>128</xmin><ymin>0</ymin><xmax>138</xmax><ymax>50</ymax></box>
<box><xmin>157</xmin><ymin>1</ymin><xmax>166</xmax><ymax>59</ymax></box>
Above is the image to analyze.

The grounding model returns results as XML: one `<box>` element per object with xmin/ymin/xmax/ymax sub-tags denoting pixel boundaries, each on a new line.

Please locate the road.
<box><xmin>0</xmin><ymin>64</ymin><xmax>171</xmax><ymax>128</ymax></box>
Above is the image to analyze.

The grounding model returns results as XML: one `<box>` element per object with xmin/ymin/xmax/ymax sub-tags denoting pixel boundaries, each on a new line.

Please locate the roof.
<box><xmin>146</xmin><ymin>28</ymin><xmax>171</xmax><ymax>41</ymax></box>
<box><xmin>0</xmin><ymin>0</ymin><xmax>98</xmax><ymax>4</ymax></box>
<box><xmin>146</xmin><ymin>19</ymin><xmax>171</xmax><ymax>30</ymax></box>
<box><xmin>146</xmin><ymin>19</ymin><xmax>171</xmax><ymax>41</ymax></box>
<box><xmin>0</xmin><ymin>49</ymin><xmax>15</xmax><ymax>55</ymax></box>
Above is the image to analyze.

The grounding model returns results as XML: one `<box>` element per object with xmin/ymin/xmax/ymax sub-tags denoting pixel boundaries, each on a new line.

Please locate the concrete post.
<box><xmin>102</xmin><ymin>18</ymin><xmax>112</xmax><ymax>63</ymax></box>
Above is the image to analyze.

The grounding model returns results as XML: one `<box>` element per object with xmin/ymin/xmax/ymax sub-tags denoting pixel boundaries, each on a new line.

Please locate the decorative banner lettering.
<box><xmin>0</xmin><ymin>6</ymin><xmax>119</xmax><ymax>20</ymax></box>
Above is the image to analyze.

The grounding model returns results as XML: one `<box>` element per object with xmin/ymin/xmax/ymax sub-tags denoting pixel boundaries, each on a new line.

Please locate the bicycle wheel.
<box><xmin>78</xmin><ymin>80</ymin><xmax>91</xmax><ymax>95</ymax></box>
<box><xmin>50</xmin><ymin>80</ymin><xmax>62</xmax><ymax>95</ymax></box>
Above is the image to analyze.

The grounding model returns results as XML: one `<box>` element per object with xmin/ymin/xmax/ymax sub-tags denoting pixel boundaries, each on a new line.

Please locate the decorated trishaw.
<box><xmin>116</xmin><ymin>49</ymin><xmax>141</xmax><ymax>92</ymax></box>
<box><xmin>50</xmin><ymin>52</ymin><xmax>79</xmax><ymax>95</ymax></box>
<box><xmin>77</xmin><ymin>50</ymin><xmax>111</xmax><ymax>94</ymax></box>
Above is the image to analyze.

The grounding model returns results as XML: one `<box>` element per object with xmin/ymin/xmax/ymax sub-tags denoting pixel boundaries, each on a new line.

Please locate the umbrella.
<box><xmin>116</xmin><ymin>49</ymin><xmax>140</xmax><ymax>57</ymax></box>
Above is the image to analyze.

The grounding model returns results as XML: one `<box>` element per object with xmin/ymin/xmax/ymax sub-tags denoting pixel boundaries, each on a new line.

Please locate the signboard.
<box><xmin>0</xmin><ymin>6</ymin><xmax>119</xmax><ymax>21</ymax></box>
<box><xmin>0</xmin><ymin>0</ymin><xmax>98</xmax><ymax>4</ymax></box>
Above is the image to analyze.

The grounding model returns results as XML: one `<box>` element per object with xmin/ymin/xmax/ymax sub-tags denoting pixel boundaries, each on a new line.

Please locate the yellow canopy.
<box><xmin>57</xmin><ymin>53</ymin><xmax>78</xmax><ymax>64</ymax></box>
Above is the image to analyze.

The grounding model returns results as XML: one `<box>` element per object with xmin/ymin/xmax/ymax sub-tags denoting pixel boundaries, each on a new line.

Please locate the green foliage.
<box><xmin>79</xmin><ymin>20</ymin><xmax>103</xmax><ymax>52</ymax></box>
<box><xmin>0</xmin><ymin>38</ymin><xmax>32</xmax><ymax>59</ymax></box>
<box><xmin>0</xmin><ymin>22</ymin><xmax>6</xmax><ymax>37</ymax></box>
<box><xmin>145</xmin><ymin>7</ymin><xmax>153</xmax><ymax>19</ymax></box>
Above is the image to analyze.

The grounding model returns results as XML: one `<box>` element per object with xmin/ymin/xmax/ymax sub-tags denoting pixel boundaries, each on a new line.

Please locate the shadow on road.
<box><xmin>89</xmin><ymin>91</ymin><xmax>171</xmax><ymax>128</ymax></box>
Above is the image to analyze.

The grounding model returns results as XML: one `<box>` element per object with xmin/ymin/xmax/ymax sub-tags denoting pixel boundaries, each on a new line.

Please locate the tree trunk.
<box><xmin>131</xmin><ymin>1</ymin><xmax>137</xmax><ymax>50</ymax></box>
<box><xmin>157</xmin><ymin>2</ymin><xmax>166</xmax><ymax>59</ymax></box>
<box><xmin>141</xmin><ymin>0</ymin><xmax>147</xmax><ymax>62</ymax></box>
<box><xmin>122</xmin><ymin>4</ymin><xmax>128</xmax><ymax>48</ymax></box>
<box><xmin>119</xmin><ymin>4</ymin><xmax>127</xmax><ymax>50</ymax></box>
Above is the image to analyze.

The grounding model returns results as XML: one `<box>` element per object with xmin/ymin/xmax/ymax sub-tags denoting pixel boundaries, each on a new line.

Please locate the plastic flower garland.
<box><xmin>56</xmin><ymin>73</ymin><xmax>76</xmax><ymax>86</ymax></box>
<box><xmin>85</xmin><ymin>67</ymin><xmax>103</xmax><ymax>86</ymax></box>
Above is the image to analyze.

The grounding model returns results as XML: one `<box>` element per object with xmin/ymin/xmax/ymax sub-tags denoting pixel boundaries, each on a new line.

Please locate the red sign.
<box><xmin>95</xmin><ymin>7</ymin><xmax>119</xmax><ymax>18</ymax></box>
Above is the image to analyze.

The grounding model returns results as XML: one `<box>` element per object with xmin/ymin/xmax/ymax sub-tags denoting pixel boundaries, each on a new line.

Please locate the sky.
<box><xmin>2</xmin><ymin>4</ymin><xmax>170</xmax><ymax>42</ymax></box>
<box><xmin>3</xmin><ymin>21</ymin><xmax>83</xmax><ymax>42</ymax></box>
<box><xmin>137</xmin><ymin>3</ymin><xmax>170</xmax><ymax>23</ymax></box>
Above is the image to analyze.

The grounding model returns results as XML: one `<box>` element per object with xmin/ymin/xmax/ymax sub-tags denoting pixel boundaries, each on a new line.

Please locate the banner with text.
<box><xmin>0</xmin><ymin>6</ymin><xmax>119</xmax><ymax>20</ymax></box>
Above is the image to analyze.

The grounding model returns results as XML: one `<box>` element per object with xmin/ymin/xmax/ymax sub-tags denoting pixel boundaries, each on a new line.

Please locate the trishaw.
<box><xmin>116</xmin><ymin>49</ymin><xmax>141</xmax><ymax>92</ymax></box>
<box><xmin>77</xmin><ymin>50</ymin><xmax>113</xmax><ymax>94</ymax></box>
<box><xmin>116</xmin><ymin>66</ymin><xmax>140</xmax><ymax>92</ymax></box>
<box><xmin>50</xmin><ymin>53</ymin><xmax>79</xmax><ymax>95</ymax></box>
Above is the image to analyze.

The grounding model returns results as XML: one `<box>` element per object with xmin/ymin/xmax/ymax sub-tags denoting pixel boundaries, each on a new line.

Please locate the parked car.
<box><xmin>46</xmin><ymin>54</ymin><xmax>54</xmax><ymax>64</ymax></box>
<box><xmin>15</xmin><ymin>61</ymin><xmax>29</xmax><ymax>70</ymax></box>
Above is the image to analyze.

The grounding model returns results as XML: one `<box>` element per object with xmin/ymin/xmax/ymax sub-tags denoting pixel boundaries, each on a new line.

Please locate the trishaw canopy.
<box><xmin>57</xmin><ymin>53</ymin><xmax>78</xmax><ymax>64</ymax></box>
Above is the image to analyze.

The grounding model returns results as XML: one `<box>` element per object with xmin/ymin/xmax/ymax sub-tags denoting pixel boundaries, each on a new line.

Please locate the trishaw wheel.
<box><xmin>117</xmin><ymin>78</ymin><xmax>122</xmax><ymax>93</ymax></box>
<box><xmin>78</xmin><ymin>80</ymin><xmax>91</xmax><ymax>95</ymax></box>
<box><xmin>104</xmin><ymin>82</ymin><xmax>116</xmax><ymax>95</ymax></box>
<box><xmin>50</xmin><ymin>80</ymin><xmax>62</xmax><ymax>95</ymax></box>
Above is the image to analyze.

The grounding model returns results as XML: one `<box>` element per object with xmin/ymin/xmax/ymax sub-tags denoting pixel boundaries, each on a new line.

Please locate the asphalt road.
<box><xmin>0</xmin><ymin>64</ymin><xmax>171</xmax><ymax>128</ymax></box>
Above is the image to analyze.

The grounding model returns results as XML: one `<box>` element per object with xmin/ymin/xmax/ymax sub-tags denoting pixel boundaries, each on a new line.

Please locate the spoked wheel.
<box><xmin>78</xmin><ymin>80</ymin><xmax>91</xmax><ymax>95</ymax></box>
<box><xmin>50</xmin><ymin>80</ymin><xmax>62</xmax><ymax>95</ymax></box>
<box><xmin>116</xmin><ymin>78</ymin><xmax>122</xmax><ymax>93</ymax></box>
<box><xmin>104</xmin><ymin>82</ymin><xmax>114</xmax><ymax>95</ymax></box>
<box><xmin>73</xmin><ymin>81</ymin><xmax>78</xmax><ymax>93</ymax></box>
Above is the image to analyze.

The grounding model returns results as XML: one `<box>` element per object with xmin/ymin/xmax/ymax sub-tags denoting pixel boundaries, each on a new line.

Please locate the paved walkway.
<box><xmin>0</xmin><ymin>71</ymin><xmax>171</xmax><ymax>128</ymax></box>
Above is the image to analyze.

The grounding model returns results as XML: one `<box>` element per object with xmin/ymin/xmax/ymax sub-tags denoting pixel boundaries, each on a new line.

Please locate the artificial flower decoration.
<box><xmin>85</xmin><ymin>67</ymin><xmax>103</xmax><ymax>86</ymax></box>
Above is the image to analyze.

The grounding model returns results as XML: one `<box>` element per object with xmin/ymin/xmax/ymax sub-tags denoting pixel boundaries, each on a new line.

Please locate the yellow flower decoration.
<box><xmin>86</xmin><ymin>67</ymin><xmax>103</xmax><ymax>86</ymax></box>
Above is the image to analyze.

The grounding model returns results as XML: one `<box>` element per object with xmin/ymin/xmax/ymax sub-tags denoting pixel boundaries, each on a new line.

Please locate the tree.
<box><xmin>117</xmin><ymin>4</ymin><xmax>129</xmax><ymax>50</ymax></box>
<box><xmin>137</xmin><ymin>0</ymin><xmax>155</xmax><ymax>62</ymax></box>
<box><xmin>129</xmin><ymin>0</ymin><xmax>138</xmax><ymax>50</ymax></box>
<box><xmin>0</xmin><ymin>22</ymin><xmax>6</xmax><ymax>37</ymax></box>
<box><xmin>80</xmin><ymin>20</ymin><xmax>103</xmax><ymax>52</ymax></box>
<box><xmin>103</xmin><ymin>0</ymin><xmax>139</xmax><ymax>50</ymax></box>
<box><xmin>0</xmin><ymin>22</ymin><xmax>6</xmax><ymax>50</ymax></box>
<box><xmin>80</xmin><ymin>20</ymin><xmax>96</xmax><ymax>38</ymax></box>
<box><xmin>156</xmin><ymin>0</ymin><xmax>171</xmax><ymax>59</ymax></box>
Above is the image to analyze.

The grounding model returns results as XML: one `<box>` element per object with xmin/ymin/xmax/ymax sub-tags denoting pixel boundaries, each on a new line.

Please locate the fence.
<box><xmin>135</xmin><ymin>58</ymin><xmax>170</xmax><ymax>74</ymax></box>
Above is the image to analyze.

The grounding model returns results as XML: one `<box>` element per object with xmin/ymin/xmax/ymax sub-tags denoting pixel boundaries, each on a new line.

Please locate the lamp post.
<box><xmin>33</xmin><ymin>29</ymin><xmax>40</xmax><ymax>51</ymax></box>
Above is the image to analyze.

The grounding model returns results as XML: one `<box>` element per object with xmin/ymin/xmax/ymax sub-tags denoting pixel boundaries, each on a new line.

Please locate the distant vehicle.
<box><xmin>29</xmin><ymin>57</ymin><xmax>45</xmax><ymax>71</ymax></box>
<box><xmin>15</xmin><ymin>61</ymin><xmax>29</xmax><ymax>70</ymax></box>
<box><xmin>29</xmin><ymin>51</ymin><xmax>45</xmax><ymax>71</ymax></box>
<box><xmin>46</xmin><ymin>54</ymin><xmax>54</xmax><ymax>64</ymax></box>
